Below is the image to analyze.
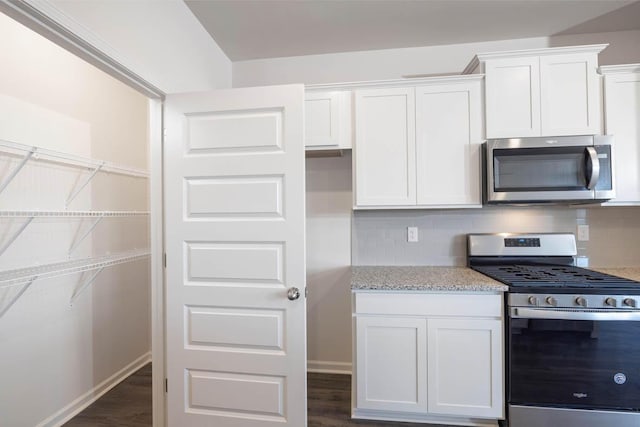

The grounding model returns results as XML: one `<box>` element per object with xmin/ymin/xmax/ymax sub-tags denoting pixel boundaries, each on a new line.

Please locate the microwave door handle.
<box><xmin>585</xmin><ymin>146</ymin><xmax>600</xmax><ymax>190</ymax></box>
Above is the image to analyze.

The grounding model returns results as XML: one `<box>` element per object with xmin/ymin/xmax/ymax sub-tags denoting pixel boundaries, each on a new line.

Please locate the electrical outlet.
<box><xmin>577</xmin><ymin>225</ymin><xmax>590</xmax><ymax>241</ymax></box>
<box><xmin>407</xmin><ymin>227</ymin><xmax>419</xmax><ymax>243</ymax></box>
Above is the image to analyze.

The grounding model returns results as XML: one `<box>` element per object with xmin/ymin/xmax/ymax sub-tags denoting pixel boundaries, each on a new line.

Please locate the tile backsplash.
<box><xmin>352</xmin><ymin>206</ymin><xmax>640</xmax><ymax>267</ymax></box>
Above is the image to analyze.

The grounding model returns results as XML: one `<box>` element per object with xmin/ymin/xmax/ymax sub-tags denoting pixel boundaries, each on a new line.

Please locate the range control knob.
<box><xmin>545</xmin><ymin>296</ymin><xmax>558</xmax><ymax>307</ymax></box>
<box><xmin>623</xmin><ymin>298</ymin><xmax>637</xmax><ymax>308</ymax></box>
<box><xmin>528</xmin><ymin>296</ymin><xmax>539</xmax><ymax>306</ymax></box>
<box><xmin>575</xmin><ymin>296</ymin><xmax>588</xmax><ymax>307</ymax></box>
<box><xmin>605</xmin><ymin>297</ymin><xmax>617</xmax><ymax>307</ymax></box>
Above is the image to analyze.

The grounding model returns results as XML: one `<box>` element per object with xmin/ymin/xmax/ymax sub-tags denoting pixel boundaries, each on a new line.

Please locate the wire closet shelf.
<box><xmin>0</xmin><ymin>211</ymin><xmax>149</xmax><ymax>217</ymax></box>
<box><xmin>0</xmin><ymin>250</ymin><xmax>150</xmax><ymax>289</ymax></box>
<box><xmin>0</xmin><ymin>139</ymin><xmax>149</xmax><ymax>178</ymax></box>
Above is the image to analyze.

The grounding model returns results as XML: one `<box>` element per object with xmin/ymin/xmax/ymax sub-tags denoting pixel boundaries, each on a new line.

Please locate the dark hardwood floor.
<box><xmin>66</xmin><ymin>365</ymin><xmax>455</xmax><ymax>426</ymax></box>
<box><xmin>64</xmin><ymin>364</ymin><xmax>152</xmax><ymax>427</ymax></box>
<box><xmin>308</xmin><ymin>373</ymin><xmax>455</xmax><ymax>427</ymax></box>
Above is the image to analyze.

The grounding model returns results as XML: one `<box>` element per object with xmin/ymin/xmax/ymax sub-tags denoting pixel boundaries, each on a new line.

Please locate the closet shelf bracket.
<box><xmin>0</xmin><ymin>147</ymin><xmax>36</xmax><ymax>195</ymax></box>
<box><xmin>0</xmin><ymin>216</ymin><xmax>35</xmax><ymax>257</ymax></box>
<box><xmin>68</xmin><ymin>214</ymin><xmax>105</xmax><ymax>256</ymax></box>
<box><xmin>70</xmin><ymin>267</ymin><xmax>105</xmax><ymax>305</ymax></box>
<box><xmin>65</xmin><ymin>161</ymin><xmax>105</xmax><ymax>208</ymax></box>
<box><xmin>0</xmin><ymin>275</ymin><xmax>37</xmax><ymax>318</ymax></box>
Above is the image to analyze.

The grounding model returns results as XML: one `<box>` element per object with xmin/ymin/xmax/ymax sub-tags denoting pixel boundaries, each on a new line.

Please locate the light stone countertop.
<box><xmin>590</xmin><ymin>267</ymin><xmax>640</xmax><ymax>283</ymax></box>
<box><xmin>351</xmin><ymin>266</ymin><xmax>508</xmax><ymax>292</ymax></box>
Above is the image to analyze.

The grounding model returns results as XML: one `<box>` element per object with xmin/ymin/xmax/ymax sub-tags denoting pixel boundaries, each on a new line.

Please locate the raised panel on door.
<box><xmin>305</xmin><ymin>91</ymin><xmax>340</xmax><ymax>148</ymax></box>
<box><xmin>427</xmin><ymin>318</ymin><xmax>504</xmax><ymax>419</ymax></box>
<box><xmin>416</xmin><ymin>81</ymin><xmax>482</xmax><ymax>207</ymax></box>
<box><xmin>485</xmin><ymin>57</ymin><xmax>541</xmax><ymax>138</ymax></box>
<box><xmin>355</xmin><ymin>316</ymin><xmax>427</xmax><ymax>412</ymax></box>
<box><xmin>354</xmin><ymin>87</ymin><xmax>416</xmax><ymax>206</ymax></box>
<box><xmin>603</xmin><ymin>72</ymin><xmax>640</xmax><ymax>204</ymax></box>
<box><xmin>540</xmin><ymin>53</ymin><xmax>601</xmax><ymax>136</ymax></box>
<box><xmin>165</xmin><ymin>85</ymin><xmax>307</xmax><ymax>427</ymax></box>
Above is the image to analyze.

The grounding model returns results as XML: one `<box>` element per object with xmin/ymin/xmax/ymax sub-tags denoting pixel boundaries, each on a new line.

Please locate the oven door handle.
<box><xmin>512</xmin><ymin>307</ymin><xmax>640</xmax><ymax>321</ymax></box>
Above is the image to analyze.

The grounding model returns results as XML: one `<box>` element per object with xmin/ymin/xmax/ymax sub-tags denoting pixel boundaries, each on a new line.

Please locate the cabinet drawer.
<box><xmin>354</xmin><ymin>292</ymin><xmax>502</xmax><ymax>318</ymax></box>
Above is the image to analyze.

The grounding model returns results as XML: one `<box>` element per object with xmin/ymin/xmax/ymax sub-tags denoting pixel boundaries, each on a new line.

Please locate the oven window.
<box><xmin>509</xmin><ymin>318</ymin><xmax>640</xmax><ymax>410</ymax></box>
<box><xmin>494</xmin><ymin>147</ymin><xmax>588</xmax><ymax>192</ymax></box>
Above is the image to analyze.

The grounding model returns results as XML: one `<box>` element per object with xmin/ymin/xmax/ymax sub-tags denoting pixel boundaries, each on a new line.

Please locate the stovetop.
<box><xmin>472</xmin><ymin>264</ymin><xmax>640</xmax><ymax>294</ymax></box>
<box><xmin>467</xmin><ymin>233</ymin><xmax>640</xmax><ymax>295</ymax></box>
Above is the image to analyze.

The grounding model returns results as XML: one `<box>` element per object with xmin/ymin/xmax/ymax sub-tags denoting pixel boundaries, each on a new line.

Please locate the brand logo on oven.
<box><xmin>573</xmin><ymin>392</ymin><xmax>588</xmax><ymax>399</ymax></box>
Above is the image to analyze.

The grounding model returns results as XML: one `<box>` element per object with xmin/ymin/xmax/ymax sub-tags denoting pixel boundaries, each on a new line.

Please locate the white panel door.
<box><xmin>540</xmin><ymin>53</ymin><xmax>601</xmax><ymax>136</ymax></box>
<box><xmin>427</xmin><ymin>318</ymin><xmax>503</xmax><ymax>419</ymax></box>
<box><xmin>355</xmin><ymin>316</ymin><xmax>427</xmax><ymax>412</ymax></box>
<box><xmin>354</xmin><ymin>87</ymin><xmax>416</xmax><ymax>206</ymax></box>
<box><xmin>603</xmin><ymin>71</ymin><xmax>640</xmax><ymax>205</ymax></box>
<box><xmin>416</xmin><ymin>81</ymin><xmax>483</xmax><ymax>207</ymax></box>
<box><xmin>485</xmin><ymin>57</ymin><xmax>541</xmax><ymax>138</ymax></box>
<box><xmin>165</xmin><ymin>85</ymin><xmax>306</xmax><ymax>427</ymax></box>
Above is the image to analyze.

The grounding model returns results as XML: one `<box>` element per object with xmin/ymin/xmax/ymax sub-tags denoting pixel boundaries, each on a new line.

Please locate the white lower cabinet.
<box><xmin>356</xmin><ymin>316</ymin><xmax>428</xmax><ymax>412</ymax></box>
<box><xmin>427</xmin><ymin>318</ymin><xmax>503</xmax><ymax>418</ymax></box>
<box><xmin>353</xmin><ymin>292</ymin><xmax>504</xmax><ymax>426</ymax></box>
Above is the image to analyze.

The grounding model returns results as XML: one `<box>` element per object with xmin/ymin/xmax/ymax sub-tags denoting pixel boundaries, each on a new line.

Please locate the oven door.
<box><xmin>486</xmin><ymin>136</ymin><xmax>614</xmax><ymax>203</ymax></box>
<box><xmin>509</xmin><ymin>307</ymin><xmax>640</xmax><ymax>411</ymax></box>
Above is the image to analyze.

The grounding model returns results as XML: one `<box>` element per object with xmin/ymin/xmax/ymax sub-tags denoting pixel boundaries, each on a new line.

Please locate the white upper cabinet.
<box><xmin>485</xmin><ymin>56</ymin><xmax>541</xmax><ymax>138</ymax></box>
<box><xmin>539</xmin><ymin>53</ymin><xmax>600</xmax><ymax>136</ymax></box>
<box><xmin>416</xmin><ymin>80</ymin><xmax>483</xmax><ymax>207</ymax></box>
<box><xmin>353</xmin><ymin>76</ymin><xmax>483</xmax><ymax>209</ymax></box>
<box><xmin>601</xmin><ymin>64</ymin><xmax>640</xmax><ymax>205</ymax></box>
<box><xmin>354</xmin><ymin>87</ymin><xmax>416</xmax><ymax>206</ymax></box>
<box><xmin>468</xmin><ymin>45</ymin><xmax>607</xmax><ymax>139</ymax></box>
<box><xmin>305</xmin><ymin>90</ymin><xmax>352</xmax><ymax>150</ymax></box>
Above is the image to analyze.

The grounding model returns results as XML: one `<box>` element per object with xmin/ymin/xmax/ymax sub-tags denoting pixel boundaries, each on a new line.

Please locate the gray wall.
<box><xmin>352</xmin><ymin>207</ymin><xmax>640</xmax><ymax>267</ymax></box>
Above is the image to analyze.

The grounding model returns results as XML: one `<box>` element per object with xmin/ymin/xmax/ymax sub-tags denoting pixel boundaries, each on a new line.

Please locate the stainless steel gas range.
<box><xmin>468</xmin><ymin>233</ymin><xmax>640</xmax><ymax>427</ymax></box>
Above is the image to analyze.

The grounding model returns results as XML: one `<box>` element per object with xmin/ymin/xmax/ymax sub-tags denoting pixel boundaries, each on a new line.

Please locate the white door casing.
<box><xmin>164</xmin><ymin>85</ymin><xmax>307</xmax><ymax>427</ymax></box>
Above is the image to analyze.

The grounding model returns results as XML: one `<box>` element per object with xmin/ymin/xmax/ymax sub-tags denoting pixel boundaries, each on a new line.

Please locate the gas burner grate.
<box><xmin>472</xmin><ymin>264</ymin><xmax>639</xmax><ymax>289</ymax></box>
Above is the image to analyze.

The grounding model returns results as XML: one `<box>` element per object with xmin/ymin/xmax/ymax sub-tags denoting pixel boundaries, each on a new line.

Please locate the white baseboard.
<box><xmin>38</xmin><ymin>352</ymin><xmax>152</xmax><ymax>427</ymax></box>
<box><xmin>307</xmin><ymin>360</ymin><xmax>352</xmax><ymax>375</ymax></box>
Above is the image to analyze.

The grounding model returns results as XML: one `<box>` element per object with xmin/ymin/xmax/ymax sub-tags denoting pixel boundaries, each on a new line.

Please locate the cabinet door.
<box><xmin>603</xmin><ymin>71</ymin><xmax>640</xmax><ymax>204</ymax></box>
<box><xmin>305</xmin><ymin>91</ymin><xmax>340</xmax><ymax>147</ymax></box>
<box><xmin>354</xmin><ymin>87</ymin><xmax>416</xmax><ymax>206</ymax></box>
<box><xmin>540</xmin><ymin>53</ymin><xmax>601</xmax><ymax>136</ymax></box>
<box><xmin>485</xmin><ymin>57</ymin><xmax>541</xmax><ymax>138</ymax></box>
<box><xmin>416</xmin><ymin>81</ymin><xmax>482</xmax><ymax>207</ymax></box>
<box><xmin>355</xmin><ymin>316</ymin><xmax>427</xmax><ymax>412</ymax></box>
<box><xmin>427</xmin><ymin>318</ymin><xmax>504</xmax><ymax>419</ymax></box>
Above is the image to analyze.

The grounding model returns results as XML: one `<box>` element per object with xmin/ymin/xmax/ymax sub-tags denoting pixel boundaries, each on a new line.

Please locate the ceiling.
<box><xmin>186</xmin><ymin>0</ymin><xmax>640</xmax><ymax>61</ymax></box>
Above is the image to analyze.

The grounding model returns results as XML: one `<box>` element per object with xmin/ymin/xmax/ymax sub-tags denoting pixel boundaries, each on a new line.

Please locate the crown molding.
<box><xmin>463</xmin><ymin>43</ymin><xmax>609</xmax><ymax>75</ymax></box>
<box><xmin>599</xmin><ymin>63</ymin><xmax>640</xmax><ymax>74</ymax></box>
<box><xmin>305</xmin><ymin>74</ymin><xmax>484</xmax><ymax>91</ymax></box>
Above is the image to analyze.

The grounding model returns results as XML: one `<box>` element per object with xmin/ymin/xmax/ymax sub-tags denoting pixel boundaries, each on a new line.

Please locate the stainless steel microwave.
<box><xmin>485</xmin><ymin>135</ymin><xmax>615</xmax><ymax>204</ymax></box>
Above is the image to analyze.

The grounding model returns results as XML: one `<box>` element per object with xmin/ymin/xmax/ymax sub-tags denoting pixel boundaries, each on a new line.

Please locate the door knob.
<box><xmin>287</xmin><ymin>287</ymin><xmax>301</xmax><ymax>301</ymax></box>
